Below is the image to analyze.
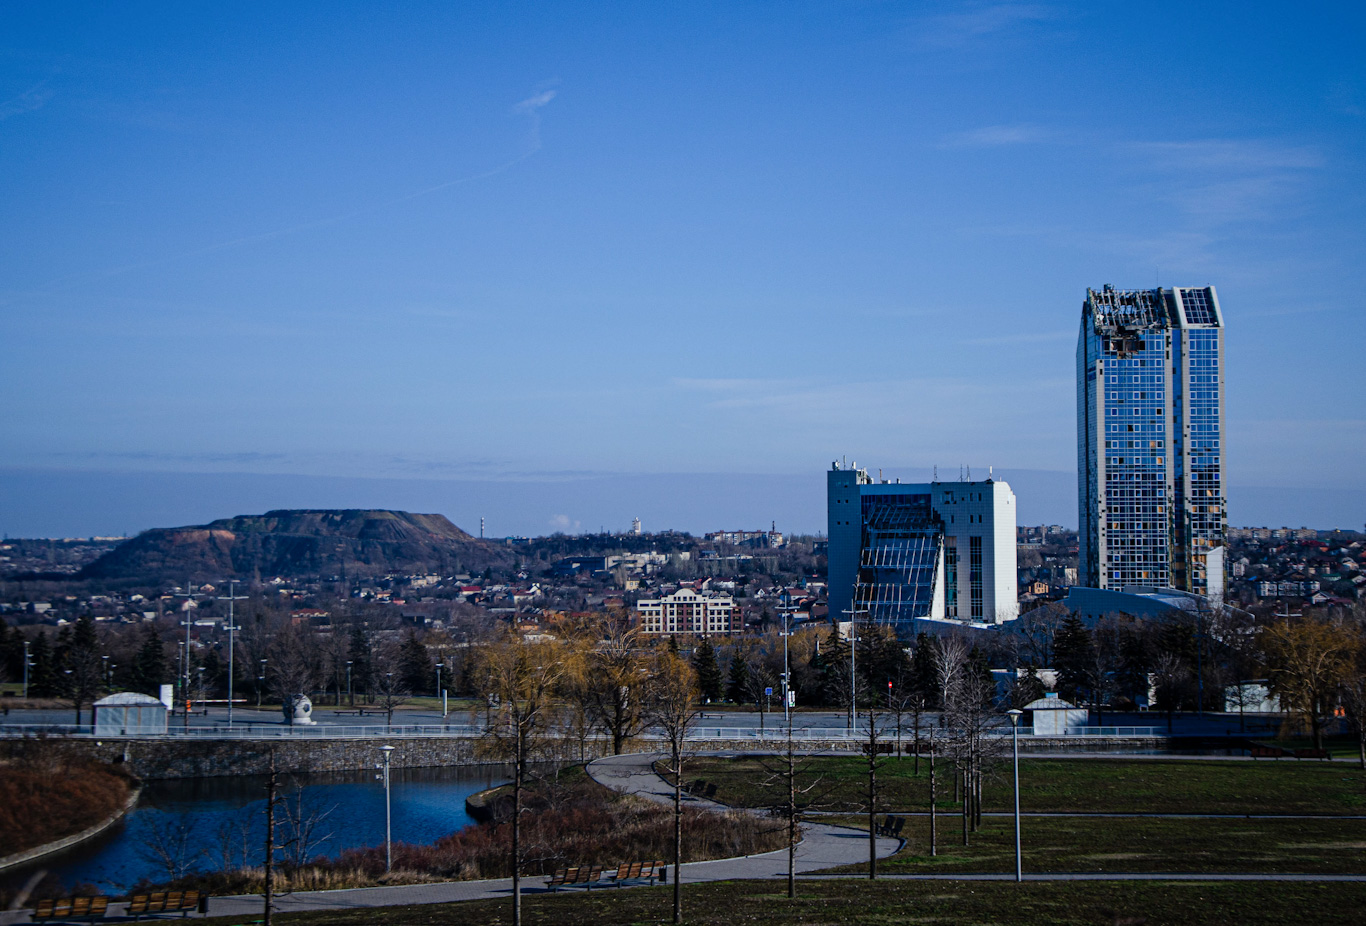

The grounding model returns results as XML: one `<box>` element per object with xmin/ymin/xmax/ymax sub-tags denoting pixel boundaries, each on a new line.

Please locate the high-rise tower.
<box><xmin>1077</xmin><ymin>285</ymin><xmax>1226</xmax><ymax>602</ymax></box>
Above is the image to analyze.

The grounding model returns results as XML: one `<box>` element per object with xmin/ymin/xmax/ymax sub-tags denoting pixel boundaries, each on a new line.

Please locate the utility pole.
<box><xmin>172</xmin><ymin>583</ymin><xmax>198</xmax><ymax>730</ymax></box>
<box><xmin>218</xmin><ymin>581</ymin><xmax>248</xmax><ymax>726</ymax></box>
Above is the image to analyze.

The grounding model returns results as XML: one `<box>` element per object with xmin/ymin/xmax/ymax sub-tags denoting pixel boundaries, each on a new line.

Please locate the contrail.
<box><xmin>0</xmin><ymin>89</ymin><xmax>558</xmax><ymax>304</ymax></box>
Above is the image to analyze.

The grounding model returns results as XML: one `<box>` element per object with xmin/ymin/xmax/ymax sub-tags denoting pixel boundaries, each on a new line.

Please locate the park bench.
<box><xmin>874</xmin><ymin>815</ymin><xmax>905</xmax><ymax>838</ymax></box>
<box><xmin>702</xmin><ymin>783</ymin><xmax>718</xmax><ymax>799</ymax></box>
<box><xmin>1294</xmin><ymin>748</ymin><xmax>1330</xmax><ymax>760</ymax></box>
<box><xmin>126</xmin><ymin>889</ymin><xmax>203</xmax><ymax>920</ymax></box>
<box><xmin>32</xmin><ymin>896</ymin><xmax>111</xmax><ymax>921</ymax></box>
<box><xmin>609</xmin><ymin>860</ymin><xmax>666</xmax><ymax>886</ymax></box>
<box><xmin>545</xmin><ymin>865</ymin><xmax>605</xmax><ymax>891</ymax></box>
<box><xmin>1249</xmin><ymin>746</ymin><xmax>1285</xmax><ymax>759</ymax></box>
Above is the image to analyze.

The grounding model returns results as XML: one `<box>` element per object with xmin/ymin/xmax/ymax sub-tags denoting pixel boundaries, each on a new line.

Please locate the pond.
<box><xmin>6</xmin><ymin>764</ymin><xmax>510</xmax><ymax>894</ymax></box>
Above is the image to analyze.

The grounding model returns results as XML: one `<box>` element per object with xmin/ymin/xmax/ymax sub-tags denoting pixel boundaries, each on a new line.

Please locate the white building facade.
<box><xmin>635</xmin><ymin>587</ymin><xmax>738</xmax><ymax>636</ymax></box>
<box><xmin>827</xmin><ymin>463</ymin><xmax>1018</xmax><ymax>634</ymax></box>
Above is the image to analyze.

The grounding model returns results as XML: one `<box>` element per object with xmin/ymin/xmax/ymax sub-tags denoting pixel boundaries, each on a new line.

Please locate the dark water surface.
<box><xmin>7</xmin><ymin>764</ymin><xmax>509</xmax><ymax>893</ymax></box>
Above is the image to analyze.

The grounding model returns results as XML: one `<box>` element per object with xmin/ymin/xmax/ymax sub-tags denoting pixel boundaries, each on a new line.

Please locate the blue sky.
<box><xmin>1</xmin><ymin>2</ymin><xmax>1363</xmax><ymax>537</ymax></box>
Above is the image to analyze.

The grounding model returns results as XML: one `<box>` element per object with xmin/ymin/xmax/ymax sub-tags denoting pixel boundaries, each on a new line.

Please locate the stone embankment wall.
<box><xmin>0</xmin><ymin>735</ymin><xmax>1174</xmax><ymax>780</ymax></box>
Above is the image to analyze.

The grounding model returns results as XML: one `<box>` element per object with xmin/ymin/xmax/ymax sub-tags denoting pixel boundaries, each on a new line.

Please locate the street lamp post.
<box><xmin>219</xmin><ymin>581</ymin><xmax>248</xmax><ymax>727</ymax></box>
<box><xmin>346</xmin><ymin>661</ymin><xmax>353</xmax><ymax>707</ymax></box>
<box><xmin>258</xmin><ymin>659</ymin><xmax>267</xmax><ymax>710</ymax></box>
<box><xmin>377</xmin><ymin>745</ymin><xmax>395</xmax><ymax>872</ymax></box>
<box><xmin>1007</xmin><ymin>708</ymin><xmax>1023</xmax><ymax>882</ymax></box>
<box><xmin>22</xmin><ymin>641</ymin><xmax>30</xmax><ymax>699</ymax></box>
<box><xmin>102</xmin><ymin>655</ymin><xmax>110</xmax><ymax>693</ymax></box>
<box><xmin>841</xmin><ymin>606</ymin><xmax>866</xmax><ymax>734</ymax></box>
<box><xmin>435</xmin><ymin>661</ymin><xmax>443</xmax><ymax>700</ymax></box>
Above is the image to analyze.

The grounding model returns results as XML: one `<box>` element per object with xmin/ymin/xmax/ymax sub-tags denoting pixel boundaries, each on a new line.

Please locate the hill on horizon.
<box><xmin>79</xmin><ymin>508</ymin><xmax>514</xmax><ymax>583</ymax></box>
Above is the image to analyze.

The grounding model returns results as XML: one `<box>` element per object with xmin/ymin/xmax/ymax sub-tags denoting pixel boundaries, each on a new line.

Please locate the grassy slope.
<box><xmin>676</xmin><ymin>756</ymin><xmax>1366</xmax><ymax>815</ymax></box>
<box><xmin>202</xmin><ymin>879</ymin><xmax>1366</xmax><ymax>926</ymax></box>
<box><xmin>0</xmin><ymin>760</ymin><xmax>131</xmax><ymax>855</ymax></box>
<box><xmin>816</xmin><ymin>815</ymin><xmax>1366</xmax><ymax>874</ymax></box>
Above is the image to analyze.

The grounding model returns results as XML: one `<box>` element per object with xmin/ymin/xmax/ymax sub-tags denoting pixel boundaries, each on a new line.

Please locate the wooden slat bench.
<box><xmin>545</xmin><ymin>865</ymin><xmax>604</xmax><ymax>891</ymax></box>
<box><xmin>33</xmin><ymin>895</ymin><xmax>111</xmax><ymax>922</ymax></box>
<box><xmin>609</xmin><ymin>860</ymin><xmax>666</xmax><ymax>887</ymax></box>
<box><xmin>1250</xmin><ymin>745</ymin><xmax>1285</xmax><ymax>759</ymax></box>
<box><xmin>126</xmin><ymin>889</ymin><xmax>205</xmax><ymax>919</ymax></box>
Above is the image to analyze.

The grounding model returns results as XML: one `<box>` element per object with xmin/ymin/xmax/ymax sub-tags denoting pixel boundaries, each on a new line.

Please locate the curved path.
<box><xmin>586</xmin><ymin>752</ymin><xmax>900</xmax><ymax>882</ymax></box>
<box><xmin>0</xmin><ymin>753</ymin><xmax>897</xmax><ymax>925</ymax></box>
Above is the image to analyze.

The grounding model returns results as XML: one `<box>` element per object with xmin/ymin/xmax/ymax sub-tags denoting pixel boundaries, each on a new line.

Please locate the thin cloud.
<box><xmin>5</xmin><ymin>85</ymin><xmax>561</xmax><ymax>304</ymax></box>
<box><xmin>921</xmin><ymin>3</ymin><xmax>1057</xmax><ymax>46</ymax></box>
<box><xmin>514</xmin><ymin>89</ymin><xmax>557</xmax><ymax>113</ymax></box>
<box><xmin>0</xmin><ymin>82</ymin><xmax>54</xmax><ymax>121</ymax></box>
<box><xmin>941</xmin><ymin>123</ymin><xmax>1054</xmax><ymax>148</ymax></box>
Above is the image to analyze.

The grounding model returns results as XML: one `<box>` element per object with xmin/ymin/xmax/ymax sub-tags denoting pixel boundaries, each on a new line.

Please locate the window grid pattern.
<box><xmin>854</xmin><ymin>494</ymin><xmax>941</xmax><ymax>627</ymax></box>
<box><xmin>969</xmin><ymin>536</ymin><xmax>983</xmax><ymax>618</ymax></box>
<box><xmin>1101</xmin><ymin>330</ymin><xmax>1172</xmax><ymax>587</ymax></box>
<box><xmin>1180</xmin><ymin>288</ymin><xmax>1216</xmax><ymax>325</ymax></box>
<box><xmin>1181</xmin><ymin>328</ymin><xmax>1224</xmax><ymax>595</ymax></box>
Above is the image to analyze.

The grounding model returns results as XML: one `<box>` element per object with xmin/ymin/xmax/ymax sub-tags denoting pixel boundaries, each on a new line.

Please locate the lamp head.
<box><xmin>1007</xmin><ymin>708</ymin><xmax>1023</xmax><ymax>726</ymax></box>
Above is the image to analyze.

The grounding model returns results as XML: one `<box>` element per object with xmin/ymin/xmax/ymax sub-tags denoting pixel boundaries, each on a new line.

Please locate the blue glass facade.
<box><xmin>853</xmin><ymin>492</ymin><xmax>941</xmax><ymax>625</ymax></box>
<box><xmin>1077</xmin><ymin>285</ymin><xmax>1226</xmax><ymax>599</ymax></box>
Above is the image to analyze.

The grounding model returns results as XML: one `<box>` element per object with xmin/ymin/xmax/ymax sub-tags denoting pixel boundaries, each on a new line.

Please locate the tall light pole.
<box><xmin>841</xmin><ymin>606</ymin><xmax>866</xmax><ymax>734</ymax></box>
<box><xmin>102</xmin><ymin>655</ymin><xmax>110</xmax><ymax>693</ymax></box>
<box><xmin>435</xmin><ymin>662</ymin><xmax>443</xmax><ymax>699</ymax></box>
<box><xmin>346</xmin><ymin>661</ymin><xmax>354</xmax><ymax>707</ymax></box>
<box><xmin>779</xmin><ymin>606</ymin><xmax>792</xmax><ymax>724</ymax></box>
<box><xmin>377</xmin><ymin>745</ymin><xmax>395</xmax><ymax>872</ymax></box>
<box><xmin>1007</xmin><ymin>708</ymin><xmax>1023</xmax><ymax>882</ymax></box>
<box><xmin>258</xmin><ymin>659</ymin><xmax>267</xmax><ymax>710</ymax></box>
<box><xmin>22</xmin><ymin>640</ymin><xmax>30</xmax><ymax>699</ymax></box>
<box><xmin>218</xmin><ymin>581</ymin><xmax>248</xmax><ymax>726</ymax></box>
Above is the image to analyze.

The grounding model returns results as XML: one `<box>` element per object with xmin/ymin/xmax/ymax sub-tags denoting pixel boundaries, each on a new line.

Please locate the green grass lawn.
<box><xmin>814</xmin><ymin>814</ymin><xmax>1366</xmax><ymax>875</ymax></box>
<box><xmin>675</xmin><ymin>756</ymin><xmax>1366</xmax><ymax>815</ymax></box>
<box><xmin>201</xmin><ymin>879</ymin><xmax>1366</xmax><ymax>925</ymax></box>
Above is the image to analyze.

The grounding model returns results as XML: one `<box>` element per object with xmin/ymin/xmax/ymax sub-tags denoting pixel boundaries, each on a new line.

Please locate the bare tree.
<box><xmin>139</xmin><ymin>813</ymin><xmax>203</xmax><ymax>882</ymax></box>
<box><xmin>644</xmin><ymin>645</ymin><xmax>701</xmax><ymax>925</ymax></box>
<box><xmin>863</xmin><ymin>705</ymin><xmax>889</xmax><ymax>879</ymax></box>
<box><xmin>570</xmin><ymin>618</ymin><xmax>650</xmax><ymax>754</ymax></box>
<box><xmin>475</xmin><ymin>631</ymin><xmax>566</xmax><ymax>926</ymax></box>
<box><xmin>213</xmin><ymin>813</ymin><xmax>253</xmax><ymax>875</ymax></box>
<box><xmin>267</xmin><ymin>629</ymin><xmax>317</xmax><ymax>724</ymax></box>
<box><xmin>279</xmin><ymin>787</ymin><xmax>338</xmax><ymax>869</ymax></box>
<box><xmin>371</xmin><ymin>658</ymin><xmax>411</xmax><ymax>731</ymax></box>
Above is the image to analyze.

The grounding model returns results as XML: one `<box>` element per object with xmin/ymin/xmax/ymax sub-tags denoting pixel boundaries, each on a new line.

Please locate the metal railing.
<box><xmin>0</xmin><ymin>722</ymin><xmax>1168</xmax><ymax>741</ymax></box>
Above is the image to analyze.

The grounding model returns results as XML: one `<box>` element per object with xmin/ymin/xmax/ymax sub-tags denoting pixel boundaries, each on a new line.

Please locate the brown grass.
<box><xmin>0</xmin><ymin>739</ymin><xmax>132</xmax><ymax>857</ymax></box>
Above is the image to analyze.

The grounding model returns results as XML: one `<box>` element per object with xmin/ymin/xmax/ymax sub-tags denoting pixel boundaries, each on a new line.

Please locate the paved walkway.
<box><xmin>0</xmin><ymin>753</ymin><xmax>896</xmax><ymax>924</ymax></box>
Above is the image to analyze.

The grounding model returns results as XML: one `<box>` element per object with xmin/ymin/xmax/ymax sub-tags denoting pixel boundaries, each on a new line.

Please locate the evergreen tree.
<box><xmin>910</xmin><ymin>633</ymin><xmax>939</xmax><ymax>707</ymax></box>
<box><xmin>132</xmin><ymin>625</ymin><xmax>169</xmax><ymax>695</ymax></box>
<box><xmin>27</xmin><ymin>631</ymin><xmax>57</xmax><ymax>698</ymax></box>
<box><xmin>347</xmin><ymin>626</ymin><xmax>373</xmax><ymax>700</ymax></box>
<box><xmin>691</xmin><ymin>638</ymin><xmax>723</xmax><ymax>702</ymax></box>
<box><xmin>818</xmin><ymin>628</ymin><xmax>849</xmax><ymax>708</ymax></box>
<box><xmin>1053</xmin><ymin>615</ymin><xmax>1096</xmax><ymax>703</ymax></box>
<box><xmin>0</xmin><ymin>617</ymin><xmax>20</xmax><ymax>681</ymax></box>
<box><xmin>399</xmin><ymin>631</ymin><xmax>433</xmax><ymax>696</ymax></box>
<box><xmin>725</xmin><ymin>655</ymin><xmax>750</xmax><ymax>703</ymax></box>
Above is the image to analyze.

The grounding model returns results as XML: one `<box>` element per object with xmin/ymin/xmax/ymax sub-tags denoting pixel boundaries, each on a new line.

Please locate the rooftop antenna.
<box><xmin>479</xmin><ymin>517</ymin><xmax>484</xmax><ymax>539</ymax></box>
<box><xmin>933</xmin><ymin>465</ymin><xmax>938</xmax><ymax>482</ymax></box>
<box><xmin>967</xmin><ymin>465</ymin><xmax>972</xmax><ymax>480</ymax></box>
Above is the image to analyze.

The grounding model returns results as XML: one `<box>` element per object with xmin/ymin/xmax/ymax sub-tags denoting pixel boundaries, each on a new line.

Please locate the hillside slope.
<box><xmin>79</xmin><ymin>509</ymin><xmax>512</xmax><ymax>582</ymax></box>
